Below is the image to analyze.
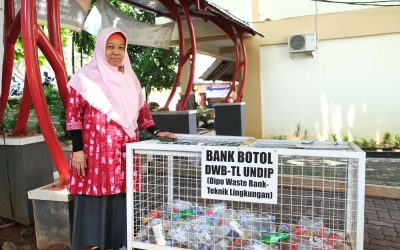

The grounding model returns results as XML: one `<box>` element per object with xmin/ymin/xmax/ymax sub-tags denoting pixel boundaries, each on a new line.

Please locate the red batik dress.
<box><xmin>65</xmin><ymin>88</ymin><xmax>155</xmax><ymax>196</ymax></box>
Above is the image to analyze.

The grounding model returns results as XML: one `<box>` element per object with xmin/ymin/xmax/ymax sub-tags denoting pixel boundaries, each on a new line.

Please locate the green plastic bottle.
<box><xmin>261</xmin><ymin>232</ymin><xmax>291</xmax><ymax>244</ymax></box>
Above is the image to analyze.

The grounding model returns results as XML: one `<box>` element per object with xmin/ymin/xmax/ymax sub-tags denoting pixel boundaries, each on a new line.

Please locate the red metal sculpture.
<box><xmin>190</xmin><ymin>11</ymin><xmax>248</xmax><ymax>103</ymax></box>
<box><xmin>160</xmin><ymin>0</ymin><xmax>198</xmax><ymax>111</ymax></box>
<box><xmin>1</xmin><ymin>0</ymin><xmax>69</xmax><ymax>186</ymax></box>
<box><xmin>159</xmin><ymin>0</ymin><xmax>248</xmax><ymax>109</ymax></box>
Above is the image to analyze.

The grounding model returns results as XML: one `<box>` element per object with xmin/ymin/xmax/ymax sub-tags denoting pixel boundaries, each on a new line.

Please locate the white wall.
<box><xmin>0</xmin><ymin>2</ymin><xmax>4</xmax><ymax>95</ymax></box>
<box><xmin>260</xmin><ymin>33</ymin><xmax>400</xmax><ymax>141</ymax></box>
<box><xmin>208</xmin><ymin>0</ymin><xmax>253</xmax><ymax>23</ymax></box>
<box><xmin>259</xmin><ymin>0</ymin><xmax>376</xmax><ymax>20</ymax></box>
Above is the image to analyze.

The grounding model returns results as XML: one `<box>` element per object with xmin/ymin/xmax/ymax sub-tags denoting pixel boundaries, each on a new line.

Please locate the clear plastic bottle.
<box><xmin>172</xmin><ymin>199</ymin><xmax>193</xmax><ymax>212</ymax></box>
<box><xmin>216</xmin><ymin>238</ymin><xmax>232</xmax><ymax>250</ymax></box>
<box><xmin>229</xmin><ymin>219</ymin><xmax>244</xmax><ymax>236</ymax></box>
<box><xmin>253</xmin><ymin>213</ymin><xmax>277</xmax><ymax>238</ymax></box>
<box><xmin>150</xmin><ymin>219</ymin><xmax>166</xmax><ymax>246</ymax></box>
<box><xmin>252</xmin><ymin>240</ymin><xmax>273</xmax><ymax>250</ymax></box>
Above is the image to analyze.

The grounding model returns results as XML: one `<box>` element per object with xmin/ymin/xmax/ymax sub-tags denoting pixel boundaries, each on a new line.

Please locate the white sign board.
<box><xmin>201</xmin><ymin>147</ymin><xmax>278</xmax><ymax>204</ymax></box>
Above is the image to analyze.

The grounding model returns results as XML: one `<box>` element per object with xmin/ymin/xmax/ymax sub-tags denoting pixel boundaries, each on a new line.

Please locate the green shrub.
<box><xmin>2</xmin><ymin>85</ymin><xmax>65</xmax><ymax>137</ymax></box>
<box><xmin>2</xmin><ymin>110</ymin><xmax>19</xmax><ymax>132</ymax></box>
<box><xmin>196</xmin><ymin>108</ymin><xmax>213</xmax><ymax>128</ymax></box>
<box><xmin>44</xmin><ymin>85</ymin><xmax>66</xmax><ymax>138</ymax></box>
<box><xmin>353</xmin><ymin>139</ymin><xmax>361</xmax><ymax>147</ymax></box>
<box><xmin>360</xmin><ymin>139</ymin><xmax>370</xmax><ymax>149</ymax></box>
<box><xmin>369</xmin><ymin>139</ymin><xmax>377</xmax><ymax>149</ymax></box>
<box><xmin>395</xmin><ymin>135</ymin><xmax>400</xmax><ymax>148</ymax></box>
<box><xmin>382</xmin><ymin>132</ymin><xmax>394</xmax><ymax>148</ymax></box>
<box><xmin>271</xmin><ymin>135</ymin><xmax>287</xmax><ymax>140</ymax></box>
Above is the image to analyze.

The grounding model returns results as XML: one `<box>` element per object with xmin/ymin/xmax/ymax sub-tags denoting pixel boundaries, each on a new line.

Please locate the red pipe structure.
<box><xmin>0</xmin><ymin>0</ymin><xmax>69</xmax><ymax>186</ymax></box>
<box><xmin>46</xmin><ymin>0</ymin><xmax>69</xmax><ymax>108</ymax></box>
<box><xmin>159</xmin><ymin>0</ymin><xmax>249</xmax><ymax>109</ymax></box>
<box><xmin>159</xmin><ymin>0</ymin><xmax>185</xmax><ymax>111</ymax></box>
<box><xmin>0</xmin><ymin>2</ymin><xmax>19</xmax><ymax>127</ymax></box>
<box><xmin>159</xmin><ymin>0</ymin><xmax>197</xmax><ymax>111</ymax></box>
<box><xmin>190</xmin><ymin>12</ymin><xmax>244</xmax><ymax>103</ymax></box>
<box><xmin>235</xmin><ymin>30</ymin><xmax>247</xmax><ymax>102</ymax></box>
<box><xmin>13</xmin><ymin>73</ymin><xmax>31</xmax><ymax>135</ymax></box>
<box><xmin>13</xmin><ymin>1</ymin><xmax>69</xmax><ymax>136</ymax></box>
<box><xmin>178</xmin><ymin>0</ymin><xmax>197</xmax><ymax>111</ymax></box>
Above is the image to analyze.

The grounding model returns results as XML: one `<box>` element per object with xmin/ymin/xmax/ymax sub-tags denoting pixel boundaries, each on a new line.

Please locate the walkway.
<box><xmin>364</xmin><ymin>158</ymin><xmax>400</xmax><ymax>250</ymax></box>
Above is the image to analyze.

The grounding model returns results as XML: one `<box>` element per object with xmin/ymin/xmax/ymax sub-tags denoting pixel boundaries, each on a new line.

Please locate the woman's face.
<box><xmin>105</xmin><ymin>38</ymin><xmax>125</xmax><ymax>67</ymax></box>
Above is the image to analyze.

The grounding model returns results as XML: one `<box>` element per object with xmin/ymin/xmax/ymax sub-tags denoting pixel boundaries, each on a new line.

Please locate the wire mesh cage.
<box><xmin>126</xmin><ymin>136</ymin><xmax>365</xmax><ymax>250</ymax></box>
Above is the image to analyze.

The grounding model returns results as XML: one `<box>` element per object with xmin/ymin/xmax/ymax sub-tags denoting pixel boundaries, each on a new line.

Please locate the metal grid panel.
<box><xmin>127</xmin><ymin>139</ymin><xmax>365</xmax><ymax>250</ymax></box>
<box><xmin>139</xmin><ymin>134</ymin><xmax>254</xmax><ymax>147</ymax></box>
<box><xmin>250</xmin><ymin>140</ymin><xmax>360</xmax><ymax>152</ymax></box>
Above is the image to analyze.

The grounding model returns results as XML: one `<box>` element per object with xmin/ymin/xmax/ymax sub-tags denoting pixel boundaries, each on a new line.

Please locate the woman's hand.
<box><xmin>72</xmin><ymin>150</ymin><xmax>87</xmax><ymax>176</ymax></box>
<box><xmin>156</xmin><ymin>131</ymin><xmax>177</xmax><ymax>139</ymax></box>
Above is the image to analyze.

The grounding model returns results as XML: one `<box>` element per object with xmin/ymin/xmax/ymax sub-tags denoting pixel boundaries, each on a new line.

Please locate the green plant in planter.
<box><xmin>360</xmin><ymin>139</ymin><xmax>370</xmax><ymax>149</ymax></box>
<box><xmin>382</xmin><ymin>132</ymin><xmax>394</xmax><ymax>149</ymax></box>
<box><xmin>331</xmin><ymin>133</ymin><xmax>338</xmax><ymax>142</ymax></box>
<box><xmin>196</xmin><ymin>107</ymin><xmax>213</xmax><ymax>129</ymax></box>
<box><xmin>394</xmin><ymin>135</ymin><xmax>400</xmax><ymax>148</ymax></box>
<box><xmin>303</xmin><ymin>129</ymin><xmax>309</xmax><ymax>140</ymax></box>
<box><xmin>294</xmin><ymin>123</ymin><xmax>301</xmax><ymax>139</ymax></box>
<box><xmin>271</xmin><ymin>135</ymin><xmax>287</xmax><ymax>140</ymax></box>
<box><xmin>369</xmin><ymin>139</ymin><xmax>377</xmax><ymax>149</ymax></box>
<box><xmin>44</xmin><ymin>85</ymin><xmax>66</xmax><ymax>138</ymax></box>
<box><xmin>2</xmin><ymin>111</ymin><xmax>19</xmax><ymax>132</ymax></box>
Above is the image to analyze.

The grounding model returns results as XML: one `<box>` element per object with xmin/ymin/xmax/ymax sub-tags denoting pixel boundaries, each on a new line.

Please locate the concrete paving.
<box><xmin>364</xmin><ymin>158</ymin><xmax>400</xmax><ymax>250</ymax></box>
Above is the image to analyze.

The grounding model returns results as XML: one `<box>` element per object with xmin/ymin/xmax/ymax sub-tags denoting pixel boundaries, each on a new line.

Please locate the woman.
<box><xmin>66</xmin><ymin>27</ymin><xmax>175</xmax><ymax>250</ymax></box>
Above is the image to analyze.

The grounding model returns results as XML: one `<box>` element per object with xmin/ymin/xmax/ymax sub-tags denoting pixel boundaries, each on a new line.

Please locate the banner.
<box><xmin>201</xmin><ymin>147</ymin><xmax>278</xmax><ymax>204</ymax></box>
<box><xmin>83</xmin><ymin>0</ymin><xmax>175</xmax><ymax>49</ymax></box>
<box><xmin>206</xmin><ymin>84</ymin><xmax>231</xmax><ymax>98</ymax></box>
<box><xmin>14</xmin><ymin>0</ymin><xmax>92</xmax><ymax>32</ymax></box>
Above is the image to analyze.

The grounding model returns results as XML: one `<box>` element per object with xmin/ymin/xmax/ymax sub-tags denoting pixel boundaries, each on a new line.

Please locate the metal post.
<box><xmin>46</xmin><ymin>0</ymin><xmax>68</xmax><ymax>108</ymax></box>
<box><xmin>159</xmin><ymin>0</ymin><xmax>185</xmax><ymax>111</ymax></box>
<box><xmin>20</xmin><ymin>0</ymin><xmax>69</xmax><ymax>186</ymax></box>
<box><xmin>13</xmin><ymin>73</ymin><xmax>31</xmax><ymax>135</ymax></box>
<box><xmin>236</xmin><ymin>30</ymin><xmax>247</xmax><ymax>102</ymax></box>
<box><xmin>178</xmin><ymin>0</ymin><xmax>196</xmax><ymax>111</ymax></box>
<box><xmin>0</xmin><ymin>1</ymin><xmax>20</xmax><ymax>127</ymax></box>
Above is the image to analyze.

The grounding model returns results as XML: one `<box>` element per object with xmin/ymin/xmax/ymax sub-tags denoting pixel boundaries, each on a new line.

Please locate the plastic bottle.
<box><xmin>214</xmin><ymin>221</ymin><xmax>231</xmax><ymax>238</ymax></box>
<box><xmin>252</xmin><ymin>240</ymin><xmax>273</xmax><ymax>250</ymax></box>
<box><xmin>142</xmin><ymin>210</ymin><xmax>162</xmax><ymax>225</ymax></box>
<box><xmin>297</xmin><ymin>216</ymin><xmax>324</xmax><ymax>236</ymax></box>
<box><xmin>150</xmin><ymin>219</ymin><xmax>166</xmax><ymax>246</ymax></box>
<box><xmin>235</xmin><ymin>210</ymin><xmax>254</xmax><ymax>227</ymax></box>
<box><xmin>261</xmin><ymin>232</ymin><xmax>290</xmax><ymax>244</ymax></box>
<box><xmin>193</xmin><ymin>204</ymin><xmax>205</xmax><ymax>216</ymax></box>
<box><xmin>172</xmin><ymin>199</ymin><xmax>193</xmax><ymax>212</ymax></box>
<box><xmin>229</xmin><ymin>219</ymin><xmax>244</xmax><ymax>236</ymax></box>
<box><xmin>254</xmin><ymin>214</ymin><xmax>276</xmax><ymax>237</ymax></box>
<box><xmin>199</xmin><ymin>244</ymin><xmax>212</xmax><ymax>250</ymax></box>
<box><xmin>216</xmin><ymin>238</ymin><xmax>231</xmax><ymax>250</ymax></box>
<box><xmin>325</xmin><ymin>232</ymin><xmax>345</xmax><ymax>249</ymax></box>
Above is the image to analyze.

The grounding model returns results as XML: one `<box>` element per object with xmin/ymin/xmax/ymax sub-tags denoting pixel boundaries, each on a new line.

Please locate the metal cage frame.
<box><xmin>126</xmin><ymin>137</ymin><xmax>365</xmax><ymax>250</ymax></box>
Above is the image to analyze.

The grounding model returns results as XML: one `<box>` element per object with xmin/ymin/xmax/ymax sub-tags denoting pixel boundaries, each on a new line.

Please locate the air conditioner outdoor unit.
<box><xmin>288</xmin><ymin>33</ymin><xmax>317</xmax><ymax>53</ymax></box>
